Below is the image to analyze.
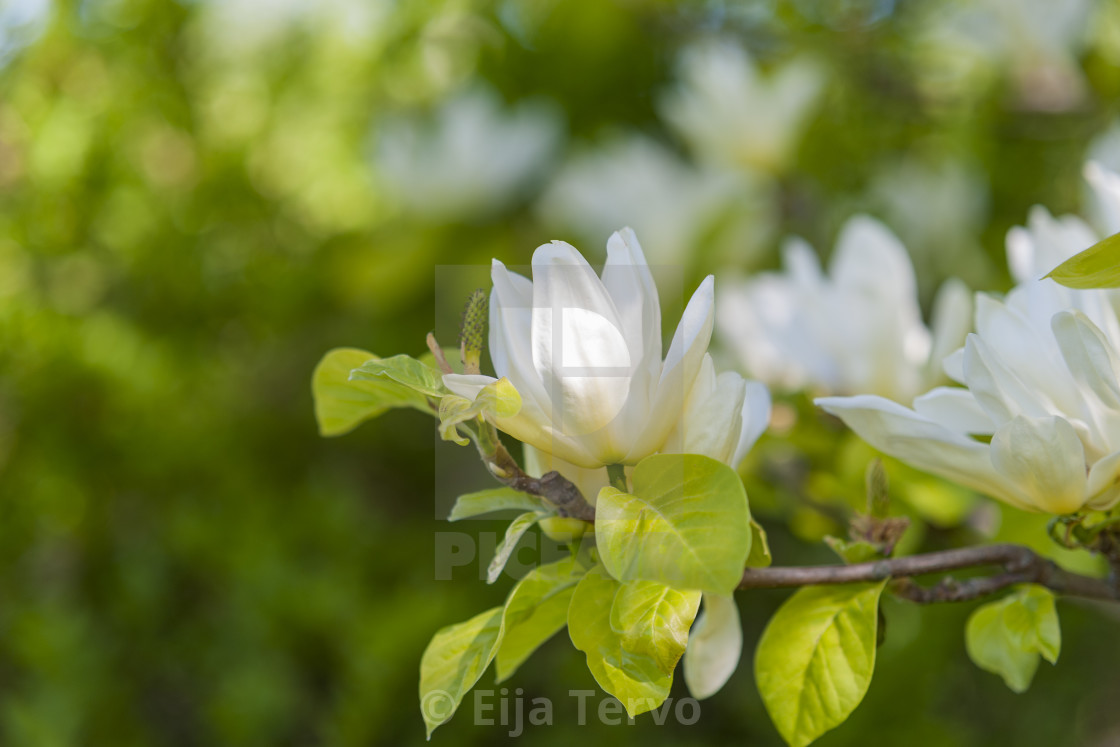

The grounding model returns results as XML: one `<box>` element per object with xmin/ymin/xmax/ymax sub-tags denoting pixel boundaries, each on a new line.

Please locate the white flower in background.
<box><xmin>443</xmin><ymin>228</ymin><xmax>769</xmax><ymax>470</ymax></box>
<box><xmin>377</xmin><ymin>86</ymin><xmax>562</xmax><ymax>220</ymax></box>
<box><xmin>869</xmin><ymin>157</ymin><xmax>991</xmax><ymax>298</ymax></box>
<box><xmin>915</xmin><ymin>0</ymin><xmax>1094</xmax><ymax>110</ymax></box>
<box><xmin>819</xmin><ymin>164</ymin><xmax>1120</xmax><ymax>515</ymax></box>
<box><xmin>0</xmin><ymin>0</ymin><xmax>49</xmax><ymax>68</ymax></box>
<box><xmin>537</xmin><ymin>134</ymin><xmax>775</xmax><ymax>268</ymax></box>
<box><xmin>659</xmin><ymin>38</ymin><xmax>823</xmax><ymax>174</ymax></box>
<box><xmin>718</xmin><ymin>215</ymin><xmax>972</xmax><ymax>403</ymax></box>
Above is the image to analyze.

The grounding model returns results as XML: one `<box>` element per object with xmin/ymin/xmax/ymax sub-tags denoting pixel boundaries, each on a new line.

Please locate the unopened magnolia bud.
<box><xmin>865</xmin><ymin>458</ymin><xmax>890</xmax><ymax>518</ymax></box>
<box><xmin>460</xmin><ymin>289</ymin><xmax>488</xmax><ymax>375</ymax></box>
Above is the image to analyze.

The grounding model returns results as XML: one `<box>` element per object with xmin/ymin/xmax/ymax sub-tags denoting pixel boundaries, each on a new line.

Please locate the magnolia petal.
<box><xmin>989</xmin><ymin>416</ymin><xmax>1087</xmax><ymax>515</ymax></box>
<box><xmin>683</xmin><ymin>594</ymin><xmax>742</xmax><ymax>700</ymax></box>
<box><xmin>942</xmin><ymin>347</ymin><xmax>966</xmax><ymax>384</ymax></box>
<box><xmin>1087</xmin><ymin>448</ymin><xmax>1120</xmax><ymax>510</ymax></box>
<box><xmin>926</xmin><ymin>278</ymin><xmax>972</xmax><ymax>384</ymax></box>
<box><xmin>601</xmin><ymin>227</ymin><xmax>662</xmax><ymax>372</ymax></box>
<box><xmin>491</xmin><ymin>260</ymin><xmax>550</xmax><ymax>410</ymax></box>
<box><xmin>732</xmin><ymin>380</ymin><xmax>771</xmax><ymax>468</ymax></box>
<box><xmin>817</xmin><ymin>395</ymin><xmax>1034</xmax><ymax>511</ymax></box>
<box><xmin>962</xmin><ymin>334</ymin><xmax>1051</xmax><ymax>426</ymax></box>
<box><xmin>912</xmin><ymin>387</ymin><xmax>994</xmax><ymax>434</ymax></box>
<box><xmin>625</xmin><ymin>275</ymin><xmax>715</xmax><ymax>461</ymax></box>
<box><xmin>530</xmin><ymin>241</ymin><xmax>633</xmax><ymax>442</ymax></box>
<box><xmin>830</xmin><ymin>215</ymin><xmax>918</xmax><ymax>311</ymax></box>
<box><xmin>1051</xmin><ymin>310</ymin><xmax>1120</xmax><ymax>410</ymax></box>
<box><xmin>1086</xmin><ymin>160</ymin><xmax>1120</xmax><ymax>236</ymax></box>
<box><xmin>670</xmin><ymin>357</ymin><xmax>747</xmax><ymax>464</ymax></box>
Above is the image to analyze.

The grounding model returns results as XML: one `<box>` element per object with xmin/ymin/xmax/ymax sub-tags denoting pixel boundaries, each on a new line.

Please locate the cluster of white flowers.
<box><xmin>717</xmin><ymin>215</ymin><xmax>972</xmax><ymax>403</ymax></box>
<box><xmin>820</xmin><ymin>163</ymin><xmax>1120</xmax><ymax>515</ymax></box>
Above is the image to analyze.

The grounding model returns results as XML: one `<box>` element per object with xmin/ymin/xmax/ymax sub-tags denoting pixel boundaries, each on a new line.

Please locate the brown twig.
<box><xmin>484</xmin><ymin>440</ymin><xmax>597</xmax><ymax>522</ymax></box>
<box><xmin>737</xmin><ymin>543</ymin><xmax>1120</xmax><ymax>603</ymax></box>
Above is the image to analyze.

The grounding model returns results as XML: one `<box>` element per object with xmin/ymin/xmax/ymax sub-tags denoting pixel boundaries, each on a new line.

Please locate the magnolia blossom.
<box><xmin>717</xmin><ymin>215</ymin><xmax>972</xmax><ymax>403</ymax></box>
<box><xmin>659</xmin><ymin>38</ymin><xmax>823</xmax><ymax>174</ymax></box>
<box><xmin>536</xmin><ymin>134</ymin><xmax>774</xmax><ymax>268</ymax></box>
<box><xmin>377</xmin><ymin>86</ymin><xmax>561</xmax><ymax>220</ymax></box>
<box><xmin>820</xmin><ymin>165</ymin><xmax>1120</xmax><ymax>515</ymax></box>
<box><xmin>444</xmin><ymin>228</ymin><xmax>770</xmax><ymax>470</ymax></box>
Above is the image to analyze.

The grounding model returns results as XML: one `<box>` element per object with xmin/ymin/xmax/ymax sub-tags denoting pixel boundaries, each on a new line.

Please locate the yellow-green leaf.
<box><xmin>965</xmin><ymin>585</ymin><xmax>1061</xmax><ymax>693</ymax></box>
<box><xmin>609</xmin><ymin>579</ymin><xmax>701</xmax><ymax>675</ymax></box>
<box><xmin>1045</xmin><ymin>232</ymin><xmax>1120</xmax><ymax>288</ymax></box>
<box><xmin>311</xmin><ymin>348</ymin><xmax>429</xmax><ymax>436</ymax></box>
<box><xmin>755</xmin><ymin>581</ymin><xmax>887</xmax><ymax>747</ymax></box>
<box><xmin>419</xmin><ymin>607</ymin><xmax>504</xmax><ymax>738</ymax></box>
<box><xmin>448</xmin><ymin>487</ymin><xmax>545</xmax><ymax>521</ymax></box>
<box><xmin>487</xmin><ymin>512</ymin><xmax>541</xmax><ymax>584</ymax></box>
<box><xmin>496</xmin><ymin>556</ymin><xmax>586</xmax><ymax>683</ymax></box>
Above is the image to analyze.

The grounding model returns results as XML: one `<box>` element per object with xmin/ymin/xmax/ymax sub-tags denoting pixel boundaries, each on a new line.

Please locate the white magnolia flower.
<box><xmin>819</xmin><ymin>166</ymin><xmax>1120</xmax><ymax>515</ymax></box>
<box><xmin>377</xmin><ymin>86</ymin><xmax>561</xmax><ymax>220</ymax></box>
<box><xmin>659</xmin><ymin>38</ymin><xmax>823</xmax><ymax>174</ymax></box>
<box><xmin>444</xmin><ymin>228</ymin><xmax>769</xmax><ymax>470</ymax></box>
<box><xmin>717</xmin><ymin>215</ymin><xmax>972</xmax><ymax>403</ymax></box>
<box><xmin>537</xmin><ymin>134</ymin><xmax>774</xmax><ymax>268</ymax></box>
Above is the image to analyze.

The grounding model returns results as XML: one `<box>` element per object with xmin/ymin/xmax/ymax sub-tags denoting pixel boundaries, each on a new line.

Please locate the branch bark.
<box><xmin>738</xmin><ymin>543</ymin><xmax>1120</xmax><ymax>604</ymax></box>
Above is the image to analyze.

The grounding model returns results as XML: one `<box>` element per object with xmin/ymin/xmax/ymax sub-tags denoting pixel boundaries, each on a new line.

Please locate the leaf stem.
<box><xmin>606</xmin><ymin>464</ymin><xmax>628</xmax><ymax>493</ymax></box>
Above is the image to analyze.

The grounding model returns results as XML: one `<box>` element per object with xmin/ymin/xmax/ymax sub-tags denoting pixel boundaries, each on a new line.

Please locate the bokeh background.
<box><xmin>2</xmin><ymin>0</ymin><xmax>1120</xmax><ymax>744</ymax></box>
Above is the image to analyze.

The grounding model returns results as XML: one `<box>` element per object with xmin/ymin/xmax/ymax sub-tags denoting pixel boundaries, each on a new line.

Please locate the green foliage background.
<box><xmin>1</xmin><ymin>0</ymin><xmax>1119</xmax><ymax>744</ymax></box>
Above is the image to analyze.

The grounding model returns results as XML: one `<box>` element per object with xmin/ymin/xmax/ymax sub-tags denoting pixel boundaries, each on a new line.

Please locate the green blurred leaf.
<box><xmin>1045</xmin><ymin>233</ymin><xmax>1120</xmax><ymax>288</ymax></box>
<box><xmin>496</xmin><ymin>556</ymin><xmax>586</xmax><ymax>683</ymax></box>
<box><xmin>595</xmin><ymin>454</ymin><xmax>751</xmax><ymax>594</ymax></box>
<box><xmin>567</xmin><ymin>565</ymin><xmax>674</xmax><ymax>717</ymax></box>
<box><xmin>683</xmin><ymin>594</ymin><xmax>742</xmax><ymax>700</ymax></box>
<box><xmin>965</xmin><ymin>585</ymin><xmax>1061</xmax><ymax>693</ymax></box>
<box><xmin>350</xmin><ymin>353</ymin><xmax>449</xmax><ymax>398</ymax></box>
<box><xmin>487</xmin><ymin>512</ymin><xmax>540</xmax><ymax>584</ymax></box>
<box><xmin>755</xmin><ymin>581</ymin><xmax>887</xmax><ymax>747</ymax></box>
<box><xmin>824</xmin><ymin>536</ymin><xmax>880</xmax><ymax>564</ymax></box>
<box><xmin>311</xmin><ymin>348</ymin><xmax>430</xmax><ymax>436</ymax></box>
<box><xmin>609</xmin><ymin>580</ymin><xmax>700</xmax><ymax>674</ymax></box>
<box><xmin>437</xmin><ymin>378</ymin><xmax>522</xmax><ymax>446</ymax></box>
<box><xmin>448</xmin><ymin>487</ymin><xmax>545</xmax><ymax>521</ymax></box>
<box><xmin>419</xmin><ymin>606</ymin><xmax>504</xmax><ymax>738</ymax></box>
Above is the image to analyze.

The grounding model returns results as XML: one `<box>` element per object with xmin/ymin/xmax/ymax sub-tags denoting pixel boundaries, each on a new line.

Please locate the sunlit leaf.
<box><xmin>312</xmin><ymin>348</ymin><xmax>430</xmax><ymax>436</ymax></box>
<box><xmin>568</xmin><ymin>565</ymin><xmax>674</xmax><ymax>717</ymax></box>
<box><xmin>487</xmin><ymin>512</ymin><xmax>541</xmax><ymax>584</ymax></box>
<box><xmin>1045</xmin><ymin>233</ymin><xmax>1120</xmax><ymax>288</ymax></box>
<box><xmin>965</xmin><ymin>585</ymin><xmax>1061</xmax><ymax>693</ymax></box>
<box><xmin>496</xmin><ymin>556</ymin><xmax>587</xmax><ymax>683</ymax></box>
<box><xmin>609</xmin><ymin>579</ymin><xmax>701</xmax><ymax>674</ymax></box>
<box><xmin>351</xmin><ymin>353</ymin><xmax>449</xmax><ymax>398</ymax></box>
<box><xmin>419</xmin><ymin>606</ymin><xmax>504</xmax><ymax>738</ymax></box>
<box><xmin>595</xmin><ymin>454</ymin><xmax>751</xmax><ymax>594</ymax></box>
<box><xmin>755</xmin><ymin>581</ymin><xmax>887</xmax><ymax>747</ymax></box>
<box><xmin>748</xmin><ymin>518</ymin><xmax>773</xmax><ymax>567</ymax></box>
<box><xmin>448</xmin><ymin>487</ymin><xmax>545</xmax><ymax>521</ymax></box>
<box><xmin>438</xmin><ymin>378</ymin><xmax>522</xmax><ymax>445</ymax></box>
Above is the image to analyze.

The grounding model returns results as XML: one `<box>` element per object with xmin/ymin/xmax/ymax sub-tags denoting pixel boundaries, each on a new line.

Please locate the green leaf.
<box><xmin>965</xmin><ymin>585</ymin><xmax>1061</xmax><ymax>693</ymax></box>
<box><xmin>824</xmin><ymin>536</ymin><xmax>880</xmax><ymax>564</ymax></box>
<box><xmin>595</xmin><ymin>453</ymin><xmax>751</xmax><ymax>594</ymax></box>
<box><xmin>487</xmin><ymin>512</ymin><xmax>540</xmax><ymax>584</ymax></box>
<box><xmin>568</xmin><ymin>565</ymin><xmax>674</xmax><ymax>718</ymax></box>
<box><xmin>351</xmin><ymin>353</ymin><xmax>449</xmax><ymax>398</ymax></box>
<box><xmin>496</xmin><ymin>556</ymin><xmax>587</xmax><ymax>683</ymax></box>
<box><xmin>438</xmin><ymin>378</ymin><xmax>522</xmax><ymax>446</ymax></box>
<box><xmin>1045</xmin><ymin>232</ymin><xmax>1120</xmax><ymax>288</ymax></box>
<box><xmin>419</xmin><ymin>606</ymin><xmax>504</xmax><ymax>738</ymax></box>
<box><xmin>311</xmin><ymin>348</ymin><xmax>429</xmax><ymax>436</ymax></box>
<box><xmin>448</xmin><ymin>487</ymin><xmax>545</xmax><ymax>522</ymax></box>
<box><xmin>609</xmin><ymin>580</ymin><xmax>701</xmax><ymax>674</ymax></box>
<box><xmin>748</xmin><ymin>518</ymin><xmax>773</xmax><ymax>568</ymax></box>
<box><xmin>755</xmin><ymin>581</ymin><xmax>887</xmax><ymax>747</ymax></box>
<box><xmin>683</xmin><ymin>594</ymin><xmax>742</xmax><ymax>700</ymax></box>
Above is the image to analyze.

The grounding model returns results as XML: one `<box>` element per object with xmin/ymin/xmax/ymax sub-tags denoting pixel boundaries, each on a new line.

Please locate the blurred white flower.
<box><xmin>444</xmin><ymin>228</ymin><xmax>768</xmax><ymax>470</ymax></box>
<box><xmin>0</xmin><ymin>0</ymin><xmax>49</xmax><ymax>68</ymax></box>
<box><xmin>869</xmin><ymin>157</ymin><xmax>991</xmax><ymax>298</ymax></box>
<box><xmin>915</xmin><ymin>0</ymin><xmax>1094</xmax><ymax>110</ymax></box>
<box><xmin>718</xmin><ymin>215</ymin><xmax>972</xmax><ymax>403</ymax></box>
<box><xmin>377</xmin><ymin>86</ymin><xmax>562</xmax><ymax>220</ymax></box>
<box><xmin>820</xmin><ymin>165</ymin><xmax>1120</xmax><ymax>515</ymax></box>
<box><xmin>537</xmin><ymin>134</ymin><xmax>775</xmax><ymax>268</ymax></box>
<box><xmin>659</xmin><ymin>38</ymin><xmax>823</xmax><ymax>174</ymax></box>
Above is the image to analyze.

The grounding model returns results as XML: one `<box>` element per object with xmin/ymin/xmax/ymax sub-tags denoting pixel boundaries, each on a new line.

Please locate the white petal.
<box><xmin>490</xmin><ymin>259</ymin><xmax>549</xmax><ymax>409</ymax></box>
<box><xmin>830</xmin><ymin>216</ymin><xmax>918</xmax><ymax>311</ymax></box>
<box><xmin>530</xmin><ymin>241</ymin><xmax>633</xmax><ymax>444</ymax></box>
<box><xmin>962</xmin><ymin>334</ymin><xmax>1050</xmax><ymax>425</ymax></box>
<box><xmin>625</xmin><ymin>275</ymin><xmax>715</xmax><ymax>460</ymax></box>
<box><xmin>989</xmin><ymin>416</ymin><xmax>1087</xmax><ymax>515</ymax></box>
<box><xmin>1051</xmin><ymin>310</ymin><xmax>1120</xmax><ymax>410</ymax></box>
<box><xmin>942</xmin><ymin>347</ymin><xmax>966</xmax><ymax>384</ymax></box>
<box><xmin>671</xmin><ymin>357</ymin><xmax>747</xmax><ymax>464</ymax></box>
<box><xmin>1085</xmin><ymin>160</ymin><xmax>1120</xmax><ymax>236</ymax></box>
<box><xmin>817</xmin><ymin>395</ymin><xmax>1033</xmax><ymax>511</ymax></box>
<box><xmin>1087</xmin><ymin>449</ymin><xmax>1120</xmax><ymax>510</ymax></box>
<box><xmin>732</xmin><ymin>380</ymin><xmax>771</xmax><ymax>467</ymax></box>
<box><xmin>912</xmin><ymin>387</ymin><xmax>994</xmax><ymax>434</ymax></box>
<box><xmin>683</xmin><ymin>594</ymin><xmax>742</xmax><ymax>701</ymax></box>
<box><xmin>925</xmin><ymin>277</ymin><xmax>972</xmax><ymax>384</ymax></box>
